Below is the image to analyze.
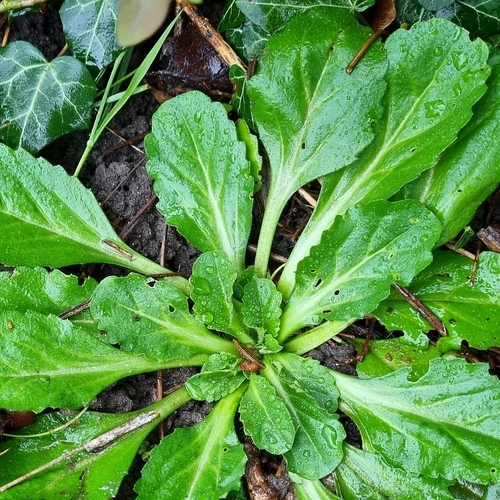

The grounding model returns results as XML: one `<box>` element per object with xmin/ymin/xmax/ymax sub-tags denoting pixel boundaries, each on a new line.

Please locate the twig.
<box><xmin>58</xmin><ymin>300</ymin><xmax>91</xmax><ymax>320</ymax></box>
<box><xmin>119</xmin><ymin>194</ymin><xmax>158</xmax><ymax>240</ymax></box>
<box><xmin>392</xmin><ymin>283</ymin><xmax>448</xmax><ymax>336</ymax></box>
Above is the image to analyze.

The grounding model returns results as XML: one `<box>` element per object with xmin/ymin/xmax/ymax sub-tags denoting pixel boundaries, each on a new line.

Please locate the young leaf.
<box><xmin>0</xmin><ymin>144</ymin><xmax>168</xmax><ymax>275</ymax></box>
<box><xmin>279</xmin><ymin>18</ymin><xmax>490</xmax><ymax>295</ymax></box>
<box><xmin>146</xmin><ymin>91</ymin><xmax>254</xmax><ymax>273</ymax></box>
<box><xmin>60</xmin><ymin>0</ymin><xmax>123</xmax><ymax>70</ymax></box>
<box><xmin>279</xmin><ymin>200</ymin><xmax>441</xmax><ymax>341</ymax></box>
<box><xmin>91</xmin><ymin>274</ymin><xmax>236</xmax><ymax>362</ymax></box>
<box><xmin>0</xmin><ymin>310</ymin><xmax>164</xmax><ymax>412</ymax></box>
<box><xmin>239</xmin><ymin>373</ymin><xmax>295</xmax><ymax>455</ymax></box>
<box><xmin>263</xmin><ymin>363</ymin><xmax>346</xmax><ymax>479</ymax></box>
<box><xmin>292</xmin><ymin>474</ymin><xmax>342</xmax><ymax>500</ymax></box>
<box><xmin>272</xmin><ymin>353</ymin><xmax>340</xmax><ymax>414</ymax></box>
<box><xmin>0</xmin><ymin>388</ymin><xmax>191</xmax><ymax>499</ymax></box>
<box><xmin>242</xmin><ymin>277</ymin><xmax>282</xmax><ymax>338</ymax></box>
<box><xmin>0</xmin><ymin>267</ymin><xmax>96</xmax><ymax>316</ymax></box>
<box><xmin>374</xmin><ymin>250</ymin><xmax>500</xmax><ymax>351</ymax></box>
<box><xmin>332</xmin><ymin>357</ymin><xmax>500</xmax><ymax>484</ymax></box>
<box><xmin>355</xmin><ymin>337</ymin><xmax>441</xmax><ymax>379</ymax></box>
<box><xmin>0</xmin><ymin>41</ymin><xmax>96</xmax><ymax>153</ymax></box>
<box><xmin>395</xmin><ymin>52</ymin><xmax>500</xmax><ymax>246</ymax></box>
<box><xmin>334</xmin><ymin>443</ymin><xmax>455</xmax><ymax>500</ymax></box>
<box><xmin>135</xmin><ymin>387</ymin><xmax>246</xmax><ymax>500</ymax></box>
<box><xmin>248</xmin><ymin>7</ymin><xmax>388</xmax><ymax>275</ymax></box>
<box><xmin>186</xmin><ymin>353</ymin><xmax>246</xmax><ymax>402</ymax></box>
<box><xmin>190</xmin><ymin>251</ymin><xmax>243</xmax><ymax>337</ymax></box>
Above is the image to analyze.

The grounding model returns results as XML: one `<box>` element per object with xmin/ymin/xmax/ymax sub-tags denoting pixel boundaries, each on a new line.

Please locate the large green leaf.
<box><xmin>91</xmin><ymin>274</ymin><xmax>236</xmax><ymax>362</ymax></box>
<box><xmin>135</xmin><ymin>387</ymin><xmax>246</xmax><ymax>500</ymax></box>
<box><xmin>374</xmin><ymin>250</ymin><xmax>500</xmax><ymax>351</ymax></box>
<box><xmin>396</xmin><ymin>0</ymin><xmax>500</xmax><ymax>39</ymax></box>
<box><xmin>334</xmin><ymin>444</ymin><xmax>455</xmax><ymax>500</ymax></box>
<box><xmin>0</xmin><ymin>388</ymin><xmax>191</xmax><ymax>500</ymax></box>
<box><xmin>279</xmin><ymin>18</ymin><xmax>490</xmax><ymax>295</ymax></box>
<box><xmin>0</xmin><ymin>41</ymin><xmax>96</xmax><ymax>153</ymax></box>
<box><xmin>60</xmin><ymin>0</ymin><xmax>122</xmax><ymax>70</ymax></box>
<box><xmin>0</xmin><ymin>310</ymin><xmax>163</xmax><ymax>412</ymax></box>
<box><xmin>0</xmin><ymin>144</ymin><xmax>167</xmax><ymax>275</ymax></box>
<box><xmin>279</xmin><ymin>200</ymin><xmax>441</xmax><ymax>341</ymax></box>
<box><xmin>239</xmin><ymin>373</ymin><xmax>295</xmax><ymax>455</ymax></box>
<box><xmin>146</xmin><ymin>91</ymin><xmax>254</xmax><ymax>273</ymax></box>
<box><xmin>293</xmin><ymin>475</ymin><xmax>342</xmax><ymax>500</ymax></box>
<box><xmin>332</xmin><ymin>357</ymin><xmax>500</xmax><ymax>484</ymax></box>
<box><xmin>263</xmin><ymin>363</ymin><xmax>345</xmax><ymax>479</ymax></box>
<box><xmin>248</xmin><ymin>7</ymin><xmax>387</xmax><ymax>275</ymax></box>
<box><xmin>395</xmin><ymin>52</ymin><xmax>500</xmax><ymax>246</ymax></box>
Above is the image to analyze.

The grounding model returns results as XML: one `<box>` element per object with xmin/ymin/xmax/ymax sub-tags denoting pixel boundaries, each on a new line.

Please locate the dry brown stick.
<box><xmin>119</xmin><ymin>194</ymin><xmax>158</xmax><ymax>240</ymax></box>
<box><xmin>104</xmin><ymin>129</ymin><xmax>146</xmax><ymax>156</ymax></box>
<box><xmin>58</xmin><ymin>300</ymin><xmax>91</xmax><ymax>320</ymax></box>
<box><xmin>1</xmin><ymin>19</ymin><xmax>10</xmax><ymax>47</ymax></box>
<box><xmin>175</xmin><ymin>0</ymin><xmax>245</xmax><ymax>71</ymax></box>
<box><xmin>392</xmin><ymin>283</ymin><xmax>448</xmax><ymax>337</ymax></box>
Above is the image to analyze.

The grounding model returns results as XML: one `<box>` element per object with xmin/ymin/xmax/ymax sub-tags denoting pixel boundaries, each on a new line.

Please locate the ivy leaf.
<box><xmin>239</xmin><ymin>373</ymin><xmax>295</xmax><ymax>455</ymax></box>
<box><xmin>332</xmin><ymin>357</ymin><xmax>500</xmax><ymax>484</ymax></box>
<box><xmin>0</xmin><ymin>310</ymin><xmax>163</xmax><ymax>412</ymax></box>
<box><xmin>374</xmin><ymin>250</ymin><xmax>500</xmax><ymax>351</ymax></box>
<box><xmin>335</xmin><ymin>444</ymin><xmax>455</xmax><ymax>500</ymax></box>
<box><xmin>279</xmin><ymin>200</ymin><xmax>441</xmax><ymax>340</ymax></box>
<box><xmin>0</xmin><ymin>389</ymin><xmax>190</xmax><ymax>499</ymax></box>
<box><xmin>395</xmin><ymin>52</ymin><xmax>500</xmax><ymax>246</ymax></box>
<box><xmin>272</xmin><ymin>353</ymin><xmax>340</xmax><ymax>414</ymax></box>
<box><xmin>355</xmin><ymin>337</ymin><xmax>441</xmax><ymax>379</ymax></box>
<box><xmin>146</xmin><ymin>91</ymin><xmax>254</xmax><ymax>273</ymax></box>
<box><xmin>190</xmin><ymin>251</ymin><xmax>241</xmax><ymax>335</ymax></box>
<box><xmin>60</xmin><ymin>0</ymin><xmax>122</xmax><ymax>70</ymax></box>
<box><xmin>0</xmin><ymin>41</ymin><xmax>96</xmax><ymax>153</ymax></box>
<box><xmin>135</xmin><ymin>388</ymin><xmax>246</xmax><ymax>500</ymax></box>
<box><xmin>396</xmin><ymin>0</ymin><xmax>500</xmax><ymax>39</ymax></box>
<box><xmin>242</xmin><ymin>277</ymin><xmax>282</xmax><ymax>338</ymax></box>
<box><xmin>91</xmin><ymin>274</ymin><xmax>235</xmax><ymax>363</ymax></box>
<box><xmin>264</xmin><ymin>365</ymin><xmax>345</xmax><ymax>479</ymax></box>
<box><xmin>186</xmin><ymin>353</ymin><xmax>246</xmax><ymax>402</ymax></box>
<box><xmin>247</xmin><ymin>7</ymin><xmax>387</xmax><ymax>273</ymax></box>
<box><xmin>0</xmin><ymin>144</ymin><xmax>166</xmax><ymax>275</ymax></box>
<box><xmin>279</xmin><ymin>18</ymin><xmax>490</xmax><ymax>294</ymax></box>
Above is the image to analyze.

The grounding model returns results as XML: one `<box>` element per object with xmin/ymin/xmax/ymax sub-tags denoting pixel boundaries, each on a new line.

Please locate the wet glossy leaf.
<box><xmin>396</xmin><ymin>0</ymin><xmax>500</xmax><ymax>38</ymax></box>
<box><xmin>355</xmin><ymin>337</ymin><xmax>441</xmax><ymax>378</ymax></box>
<box><xmin>264</xmin><ymin>364</ymin><xmax>345</xmax><ymax>479</ymax></box>
<box><xmin>248</xmin><ymin>8</ymin><xmax>387</xmax><ymax>264</ymax></box>
<box><xmin>0</xmin><ymin>144</ymin><xmax>165</xmax><ymax>275</ymax></box>
<box><xmin>334</xmin><ymin>444</ymin><xmax>455</xmax><ymax>500</ymax></box>
<box><xmin>190</xmin><ymin>251</ymin><xmax>241</xmax><ymax>335</ymax></box>
<box><xmin>293</xmin><ymin>474</ymin><xmax>342</xmax><ymax>500</ymax></box>
<box><xmin>146</xmin><ymin>91</ymin><xmax>254</xmax><ymax>273</ymax></box>
<box><xmin>0</xmin><ymin>41</ymin><xmax>96</xmax><ymax>153</ymax></box>
<box><xmin>333</xmin><ymin>357</ymin><xmax>500</xmax><ymax>484</ymax></box>
<box><xmin>91</xmin><ymin>273</ymin><xmax>235</xmax><ymax>363</ymax></box>
<box><xmin>242</xmin><ymin>277</ymin><xmax>282</xmax><ymax>338</ymax></box>
<box><xmin>135</xmin><ymin>388</ymin><xmax>246</xmax><ymax>500</ymax></box>
<box><xmin>272</xmin><ymin>353</ymin><xmax>340</xmax><ymax>414</ymax></box>
<box><xmin>117</xmin><ymin>0</ymin><xmax>172</xmax><ymax>46</ymax></box>
<box><xmin>0</xmin><ymin>389</ymin><xmax>190</xmax><ymax>500</ymax></box>
<box><xmin>186</xmin><ymin>353</ymin><xmax>246</xmax><ymax>402</ymax></box>
<box><xmin>396</xmin><ymin>52</ymin><xmax>500</xmax><ymax>246</ymax></box>
<box><xmin>239</xmin><ymin>373</ymin><xmax>295</xmax><ymax>455</ymax></box>
<box><xmin>0</xmin><ymin>310</ymin><xmax>161</xmax><ymax>412</ymax></box>
<box><xmin>374</xmin><ymin>250</ymin><xmax>500</xmax><ymax>351</ymax></box>
<box><xmin>280</xmin><ymin>18</ymin><xmax>489</xmax><ymax>294</ymax></box>
<box><xmin>279</xmin><ymin>201</ymin><xmax>441</xmax><ymax>340</ymax></box>
<box><xmin>60</xmin><ymin>0</ymin><xmax>122</xmax><ymax>70</ymax></box>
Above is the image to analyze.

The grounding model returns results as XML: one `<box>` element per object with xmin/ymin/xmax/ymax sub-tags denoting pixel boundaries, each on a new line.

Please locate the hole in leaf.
<box><xmin>314</xmin><ymin>279</ymin><xmax>323</xmax><ymax>288</ymax></box>
<box><xmin>132</xmin><ymin>316</ymin><xmax>140</xmax><ymax>322</ymax></box>
<box><xmin>449</xmin><ymin>318</ymin><xmax>457</xmax><ymax>326</ymax></box>
<box><xmin>168</xmin><ymin>305</ymin><xmax>175</xmax><ymax>313</ymax></box>
<box><xmin>301</xmin><ymin>142</ymin><xmax>306</xmax><ymax>149</ymax></box>
<box><xmin>334</xmin><ymin>289</ymin><xmax>340</xmax><ymax>296</ymax></box>
<box><xmin>322</xmin><ymin>309</ymin><xmax>332</xmax><ymax>314</ymax></box>
<box><xmin>388</xmin><ymin>252</ymin><xmax>394</xmax><ymax>259</ymax></box>
<box><xmin>410</xmin><ymin>147</ymin><xmax>417</xmax><ymax>153</ymax></box>
<box><xmin>387</xmin><ymin>307</ymin><xmax>393</xmax><ymax>313</ymax></box>
<box><xmin>310</xmin><ymin>269</ymin><xmax>317</xmax><ymax>274</ymax></box>
<box><xmin>491</xmin><ymin>467</ymin><xmax>497</xmax><ymax>474</ymax></box>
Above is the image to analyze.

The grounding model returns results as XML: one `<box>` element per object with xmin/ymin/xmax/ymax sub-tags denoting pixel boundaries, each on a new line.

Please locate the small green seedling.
<box><xmin>1</xmin><ymin>6</ymin><xmax>500</xmax><ymax>500</ymax></box>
